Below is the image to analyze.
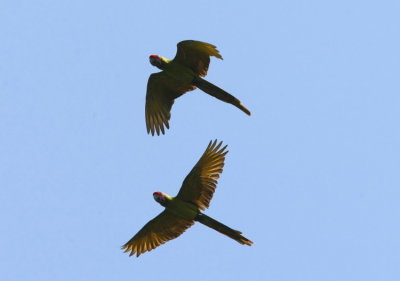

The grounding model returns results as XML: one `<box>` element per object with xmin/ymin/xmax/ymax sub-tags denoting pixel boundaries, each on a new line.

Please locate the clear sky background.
<box><xmin>1</xmin><ymin>0</ymin><xmax>399</xmax><ymax>280</ymax></box>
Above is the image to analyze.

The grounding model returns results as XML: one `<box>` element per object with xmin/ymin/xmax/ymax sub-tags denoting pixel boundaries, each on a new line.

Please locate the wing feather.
<box><xmin>122</xmin><ymin>210</ymin><xmax>194</xmax><ymax>257</ymax></box>
<box><xmin>173</xmin><ymin>40</ymin><xmax>223</xmax><ymax>77</ymax></box>
<box><xmin>145</xmin><ymin>72</ymin><xmax>195</xmax><ymax>135</ymax></box>
<box><xmin>176</xmin><ymin>140</ymin><xmax>228</xmax><ymax>210</ymax></box>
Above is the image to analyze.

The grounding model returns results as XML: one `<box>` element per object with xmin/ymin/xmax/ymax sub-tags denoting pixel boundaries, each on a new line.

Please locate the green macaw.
<box><xmin>145</xmin><ymin>40</ymin><xmax>251</xmax><ymax>136</ymax></box>
<box><xmin>122</xmin><ymin>140</ymin><xmax>253</xmax><ymax>257</ymax></box>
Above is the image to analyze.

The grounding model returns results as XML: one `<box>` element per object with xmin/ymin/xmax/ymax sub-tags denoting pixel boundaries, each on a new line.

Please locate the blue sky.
<box><xmin>1</xmin><ymin>0</ymin><xmax>399</xmax><ymax>280</ymax></box>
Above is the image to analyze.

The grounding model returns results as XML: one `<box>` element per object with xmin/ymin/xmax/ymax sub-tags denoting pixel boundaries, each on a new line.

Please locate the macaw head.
<box><xmin>149</xmin><ymin>55</ymin><xmax>167</xmax><ymax>70</ymax></box>
<box><xmin>153</xmin><ymin>191</ymin><xmax>167</xmax><ymax>206</ymax></box>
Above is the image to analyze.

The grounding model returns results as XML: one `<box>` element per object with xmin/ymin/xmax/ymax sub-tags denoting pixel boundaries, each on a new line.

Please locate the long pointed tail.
<box><xmin>192</xmin><ymin>76</ymin><xmax>251</xmax><ymax>116</ymax></box>
<box><xmin>195</xmin><ymin>213</ymin><xmax>253</xmax><ymax>246</ymax></box>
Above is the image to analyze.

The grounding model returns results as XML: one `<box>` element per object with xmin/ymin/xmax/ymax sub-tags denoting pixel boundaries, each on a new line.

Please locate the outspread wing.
<box><xmin>145</xmin><ymin>72</ymin><xmax>195</xmax><ymax>135</ymax></box>
<box><xmin>176</xmin><ymin>140</ymin><xmax>228</xmax><ymax>210</ymax></box>
<box><xmin>173</xmin><ymin>40</ymin><xmax>223</xmax><ymax>77</ymax></box>
<box><xmin>122</xmin><ymin>210</ymin><xmax>194</xmax><ymax>257</ymax></box>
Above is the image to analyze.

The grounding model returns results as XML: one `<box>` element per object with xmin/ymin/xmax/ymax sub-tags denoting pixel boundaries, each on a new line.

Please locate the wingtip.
<box><xmin>208</xmin><ymin>140</ymin><xmax>228</xmax><ymax>156</ymax></box>
<box><xmin>209</xmin><ymin>139</ymin><xmax>223</xmax><ymax>148</ymax></box>
<box><xmin>121</xmin><ymin>244</ymin><xmax>138</xmax><ymax>257</ymax></box>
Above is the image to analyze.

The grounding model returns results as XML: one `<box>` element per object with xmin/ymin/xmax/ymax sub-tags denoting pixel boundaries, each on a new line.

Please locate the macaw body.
<box><xmin>158</xmin><ymin>192</ymin><xmax>199</xmax><ymax>220</ymax></box>
<box><xmin>145</xmin><ymin>40</ymin><xmax>251</xmax><ymax>136</ymax></box>
<box><xmin>122</xmin><ymin>140</ymin><xmax>253</xmax><ymax>257</ymax></box>
<box><xmin>161</xmin><ymin>58</ymin><xmax>196</xmax><ymax>86</ymax></box>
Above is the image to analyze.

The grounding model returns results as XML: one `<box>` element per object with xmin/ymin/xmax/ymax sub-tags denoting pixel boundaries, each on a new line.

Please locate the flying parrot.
<box><xmin>145</xmin><ymin>40</ymin><xmax>251</xmax><ymax>136</ymax></box>
<box><xmin>122</xmin><ymin>140</ymin><xmax>253</xmax><ymax>257</ymax></box>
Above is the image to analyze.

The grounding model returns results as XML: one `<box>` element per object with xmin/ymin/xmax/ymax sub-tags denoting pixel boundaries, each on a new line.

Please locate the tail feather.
<box><xmin>195</xmin><ymin>213</ymin><xmax>253</xmax><ymax>246</ymax></box>
<box><xmin>192</xmin><ymin>76</ymin><xmax>251</xmax><ymax>116</ymax></box>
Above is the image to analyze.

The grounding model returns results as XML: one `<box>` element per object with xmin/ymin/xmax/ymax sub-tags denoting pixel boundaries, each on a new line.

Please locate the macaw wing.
<box><xmin>146</xmin><ymin>72</ymin><xmax>194</xmax><ymax>136</ymax></box>
<box><xmin>122</xmin><ymin>210</ymin><xmax>194</xmax><ymax>257</ymax></box>
<box><xmin>176</xmin><ymin>140</ymin><xmax>228</xmax><ymax>210</ymax></box>
<box><xmin>173</xmin><ymin>40</ymin><xmax>223</xmax><ymax>77</ymax></box>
